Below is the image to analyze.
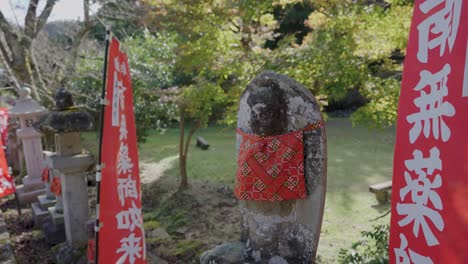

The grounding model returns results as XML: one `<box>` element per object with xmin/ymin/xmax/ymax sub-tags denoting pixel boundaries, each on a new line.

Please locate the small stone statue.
<box><xmin>201</xmin><ymin>71</ymin><xmax>327</xmax><ymax>264</ymax></box>
<box><xmin>54</xmin><ymin>88</ymin><xmax>75</xmax><ymax>111</ymax></box>
<box><xmin>33</xmin><ymin>88</ymin><xmax>93</xmax><ymax>134</ymax></box>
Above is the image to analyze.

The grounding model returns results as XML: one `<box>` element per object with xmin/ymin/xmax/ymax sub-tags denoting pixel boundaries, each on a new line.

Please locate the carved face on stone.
<box><xmin>246</xmin><ymin>79</ymin><xmax>288</xmax><ymax>136</ymax></box>
<box><xmin>55</xmin><ymin>88</ymin><xmax>74</xmax><ymax>110</ymax></box>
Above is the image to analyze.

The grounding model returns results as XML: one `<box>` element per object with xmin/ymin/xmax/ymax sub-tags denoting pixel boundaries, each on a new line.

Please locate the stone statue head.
<box><xmin>54</xmin><ymin>88</ymin><xmax>74</xmax><ymax>111</ymax></box>
<box><xmin>245</xmin><ymin>78</ymin><xmax>288</xmax><ymax>136</ymax></box>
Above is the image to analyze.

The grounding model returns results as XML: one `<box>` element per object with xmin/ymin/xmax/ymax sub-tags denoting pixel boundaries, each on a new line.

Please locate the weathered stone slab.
<box><xmin>38</xmin><ymin>194</ymin><xmax>57</xmax><ymax>209</ymax></box>
<box><xmin>48</xmin><ymin>207</ymin><xmax>64</xmax><ymax>226</ymax></box>
<box><xmin>237</xmin><ymin>71</ymin><xmax>326</xmax><ymax>263</ymax></box>
<box><xmin>32</xmin><ymin>202</ymin><xmax>50</xmax><ymax>228</ymax></box>
<box><xmin>16</xmin><ymin>185</ymin><xmax>45</xmax><ymax>205</ymax></box>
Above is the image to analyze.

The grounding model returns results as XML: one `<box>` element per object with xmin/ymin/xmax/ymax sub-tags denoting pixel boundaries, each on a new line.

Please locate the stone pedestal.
<box><xmin>56</xmin><ymin>154</ymin><xmax>94</xmax><ymax>247</ymax></box>
<box><xmin>42</xmin><ymin>149</ymin><xmax>93</xmax><ymax>247</ymax></box>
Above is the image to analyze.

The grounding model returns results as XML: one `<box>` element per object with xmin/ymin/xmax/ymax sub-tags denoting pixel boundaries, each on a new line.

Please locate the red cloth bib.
<box><xmin>234</xmin><ymin>121</ymin><xmax>324</xmax><ymax>201</ymax></box>
<box><xmin>50</xmin><ymin>177</ymin><xmax>61</xmax><ymax>196</ymax></box>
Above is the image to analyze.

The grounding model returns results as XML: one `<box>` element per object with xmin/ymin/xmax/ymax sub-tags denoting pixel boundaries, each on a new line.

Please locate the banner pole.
<box><xmin>94</xmin><ymin>27</ymin><xmax>111</xmax><ymax>264</ymax></box>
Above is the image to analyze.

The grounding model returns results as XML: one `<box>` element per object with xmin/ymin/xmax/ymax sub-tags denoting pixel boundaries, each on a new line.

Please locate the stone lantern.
<box><xmin>8</xmin><ymin>87</ymin><xmax>48</xmax><ymax>204</ymax></box>
<box><xmin>34</xmin><ymin>88</ymin><xmax>94</xmax><ymax>247</ymax></box>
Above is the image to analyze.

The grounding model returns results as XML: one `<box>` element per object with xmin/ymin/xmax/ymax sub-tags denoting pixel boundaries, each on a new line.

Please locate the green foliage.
<box><xmin>354</xmin><ymin>4</ymin><xmax>413</xmax><ymax>60</ymax></box>
<box><xmin>352</xmin><ymin>77</ymin><xmax>400</xmax><ymax>129</ymax></box>
<box><xmin>72</xmin><ymin>30</ymin><xmax>179</xmax><ymax>142</ymax></box>
<box><xmin>124</xmin><ymin>30</ymin><xmax>178</xmax><ymax>89</ymax></box>
<box><xmin>73</xmin><ymin>0</ymin><xmax>414</xmax><ymax>134</ymax></box>
<box><xmin>338</xmin><ymin>224</ymin><xmax>389</xmax><ymax>264</ymax></box>
<box><xmin>181</xmin><ymin>80</ymin><xmax>227</xmax><ymax>127</ymax></box>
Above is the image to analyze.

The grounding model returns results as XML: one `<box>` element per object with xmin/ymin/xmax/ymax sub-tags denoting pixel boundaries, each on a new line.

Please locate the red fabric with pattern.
<box><xmin>50</xmin><ymin>177</ymin><xmax>61</xmax><ymax>196</ymax></box>
<box><xmin>235</xmin><ymin>121</ymin><xmax>324</xmax><ymax>201</ymax></box>
<box><xmin>41</xmin><ymin>168</ymin><xmax>49</xmax><ymax>182</ymax></box>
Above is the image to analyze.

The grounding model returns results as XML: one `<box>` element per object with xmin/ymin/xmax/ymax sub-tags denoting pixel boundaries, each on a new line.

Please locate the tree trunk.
<box><xmin>179</xmin><ymin>105</ymin><xmax>189</xmax><ymax>190</ymax></box>
<box><xmin>178</xmin><ymin>104</ymin><xmax>201</xmax><ymax>191</ymax></box>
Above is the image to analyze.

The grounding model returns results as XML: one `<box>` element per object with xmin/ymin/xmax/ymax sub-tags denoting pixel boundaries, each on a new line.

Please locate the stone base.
<box><xmin>48</xmin><ymin>207</ymin><xmax>64</xmax><ymax>226</ymax></box>
<box><xmin>22</xmin><ymin>176</ymin><xmax>45</xmax><ymax>192</ymax></box>
<box><xmin>31</xmin><ymin>202</ymin><xmax>50</xmax><ymax>228</ymax></box>
<box><xmin>38</xmin><ymin>195</ymin><xmax>56</xmax><ymax>209</ymax></box>
<box><xmin>42</xmin><ymin>219</ymin><xmax>66</xmax><ymax>245</ymax></box>
<box><xmin>16</xmin><ymin>185</ymin><xmax>45</xmax><ymax>205</ymax></box>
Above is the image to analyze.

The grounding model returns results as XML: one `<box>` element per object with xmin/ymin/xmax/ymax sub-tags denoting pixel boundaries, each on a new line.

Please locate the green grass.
<box><xmin>139</xmin><ymin>125</ymin><xmax>238</xmax><ymax>184</ymax></box>
<box><xmin>83</xmin><ymin>118</ymin><xmax>395</xmax><ymax>263</ymax></box>
<box><xmin>319</xmin><ymin>118</ymin><xmax>394</xmax><ymax>263</ymax></box>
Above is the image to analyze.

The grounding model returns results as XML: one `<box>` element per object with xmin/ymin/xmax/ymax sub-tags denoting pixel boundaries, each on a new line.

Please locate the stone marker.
<box><xmin>201</xmin><ymin>71</ymin><xmax>327</xmax><ymax>264</ymax></box>
<box><xmin>6</xmin><ymin>117</ymin><xmax>22</xmax><ymax>173</ymax></box>
<box><xmin>8</xmin><ymin>87</ymin><xmax>48</xmax><ymax>205</ymax></box>
<box><xmin>34</xmin><ymin>88</ymin><xmax>94</xmax><ymax>247</ymax></box>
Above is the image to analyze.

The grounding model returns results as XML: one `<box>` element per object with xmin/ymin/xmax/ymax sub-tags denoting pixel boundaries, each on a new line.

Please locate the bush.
<box><xmin>338</xmin><ymin>224</ymin><xmax>389</xmax><ymax>264</ymax></box>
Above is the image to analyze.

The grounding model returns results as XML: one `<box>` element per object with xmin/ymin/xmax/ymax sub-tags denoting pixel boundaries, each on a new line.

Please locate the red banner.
<box><xmin>0</xmin><ymin>134</ymin><xmax>15</xmax><ymax>198</ymax></box>
<box><xmin>0</xmin><ymin>108</ymin><xmax>7</xmax><ymax>148</ymax></box>
<box><xmin>389</xmin><ymin>1</ymin><xmax>468</xmax><ymax>263</ymax></box>
<box><xmin>98</xmin><ymin>36</ymin><xmax>146</xmax><ymax>264</ymax></box>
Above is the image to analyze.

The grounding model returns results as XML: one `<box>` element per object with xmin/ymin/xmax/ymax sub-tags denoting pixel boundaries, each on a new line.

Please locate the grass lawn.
<box><xmin>82</xmin><ymin>117</ymin><xmax>395</xmax><ymax>262</ymax></box>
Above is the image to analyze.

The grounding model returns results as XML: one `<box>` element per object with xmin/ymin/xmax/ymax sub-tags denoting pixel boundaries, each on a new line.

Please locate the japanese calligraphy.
<box><xmin>397</xmin><ymin>147</ymin><xmax>444</xmax><ymax>246</ymax></box>
<box><xmin>407</xmin><ymin>64</ymin><xmax>455</xmax><ymax>143</ymax></box>
<box><xmin>117</xmin><ymin>143</ymin><xmax>134</xmax><ymax>175</ymax></box>
<box><xmin>115</xmin><ymin>201</ymin><xmax>143</xmax><ymax>232</ymax></box>
<box><xmin>112</xmin><ymin>73</ymin><xmax>127</xmax><ymax>127</ymax></box>
<box><xmin>116</xmin><ymin>233</ymin><xmax>142</xmax><ymax>264</ymax></box>
<box><xmin>394</xmin><ymin>234</ymin><xmax>434</xmax><ymax>264</ymax></box>
<box><xmin>120</xmin><ymin>114</ymin><xmax>128</xmax><ymax>141</ymax></box>
<box><xmin>117</xmin><ymin>175</ymin><xmax>138</xmax><ymax>207</ymax></box>
<box><xmin>417</xmin><ymin>0</ymin><xmax>462</xmax><ymax>63</ymax></box>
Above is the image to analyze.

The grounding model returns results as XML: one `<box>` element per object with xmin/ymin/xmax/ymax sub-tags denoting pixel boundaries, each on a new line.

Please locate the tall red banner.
<box><xmin>390</xmin><ymin>1</ymin><xmax>468</xmax><ymax>263</ymax></box>
<box><xmin>98</xmin><ymin>36</ymin><xmax>146</xmax><ymax>264</ymax></box>
<box><xmin>0</xmin><ymin>135</ymin><xmax>15</xmax><ymax>198</ymax></box>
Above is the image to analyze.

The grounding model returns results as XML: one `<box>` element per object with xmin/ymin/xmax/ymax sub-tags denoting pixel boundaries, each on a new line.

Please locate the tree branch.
<box><xmin>0</xmin><ymin>41</ymin><xmax>11</xmax><ymax>66</ymax></box>
<box><xmin>84</xmin><ymin>0</ymin><xmax>90</xmax><ymax>25</ymax></box>
<box><xmin>57</xmin><ymin>23</ymin><xmax>94</xmax><ymax>88</ymax></box>
<box><xmin>25</xmin><ymin>0</ymin><xmax>39</xmax><ymax>39</ymax></box>
<box><xmin>36</xmin><ymin>0</ymin><xmax>58</xmax><ymax>37</ymax></box>
<box><xmin>0</xmin><ymin>10</ymin><xmax>12</xmax><ymax>33</ymax></box>
<box><xmin>0</xmin><ymin>10</ymin><xmax>19</xmax><ymax>51</ymax></box>
<box><xmin>0</xmin><ymin>46</ymin><xmax>21</xmax><ymax>93</ymax></box>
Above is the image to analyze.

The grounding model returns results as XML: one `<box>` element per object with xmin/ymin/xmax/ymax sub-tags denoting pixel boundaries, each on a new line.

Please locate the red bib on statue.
<box><xmin>235</xmin><ymin>121</ymin><xmax>323</xmax><ymax>201</ymax></box>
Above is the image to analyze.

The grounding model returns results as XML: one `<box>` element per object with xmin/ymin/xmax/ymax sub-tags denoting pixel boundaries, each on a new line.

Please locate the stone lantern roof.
<box><xmin>8</xmin><ymin>87</ymin><xmax>48</xmax><ymax>118</ymax></box>
<box><xmin>33</xmin><ymin>88</ymin><xmax>94</xmax><ymax>134</ymax></box>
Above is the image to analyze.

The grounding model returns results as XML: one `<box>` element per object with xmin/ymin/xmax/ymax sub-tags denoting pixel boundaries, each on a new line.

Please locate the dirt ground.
<box><xmin>141</xmin><ymin>160</ymin><xmax>242</xmax><ymax>263</ymax></box>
